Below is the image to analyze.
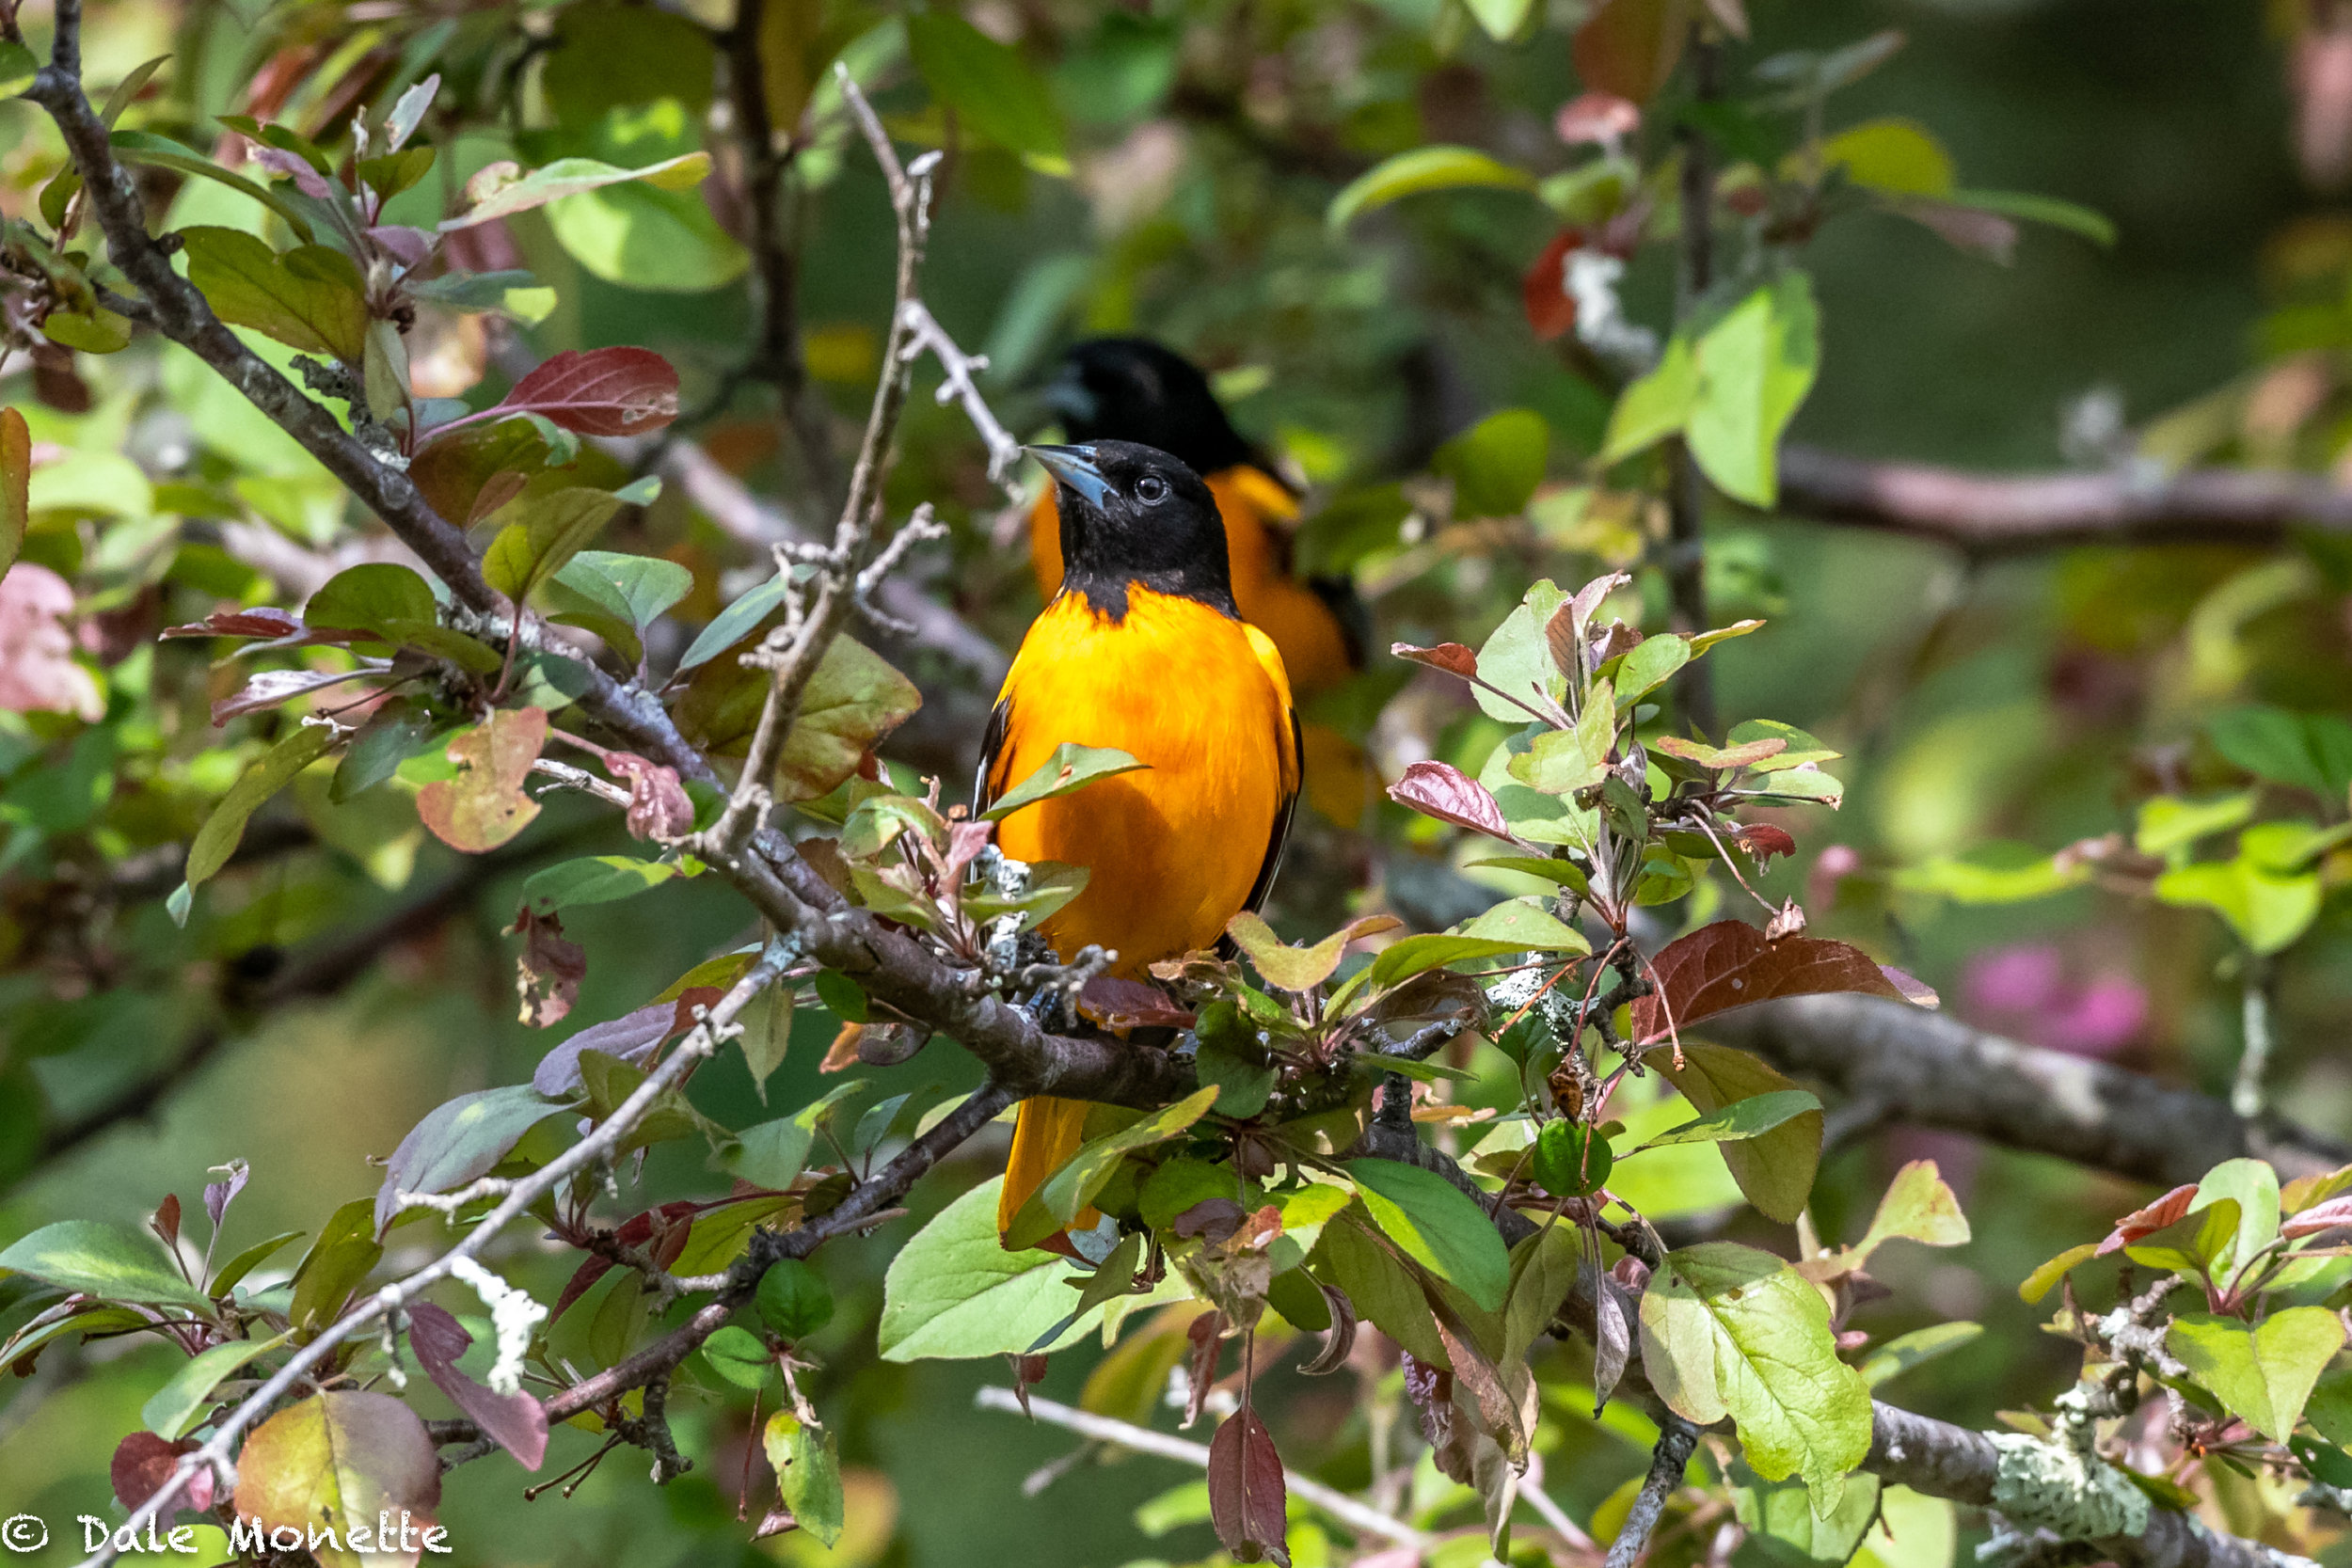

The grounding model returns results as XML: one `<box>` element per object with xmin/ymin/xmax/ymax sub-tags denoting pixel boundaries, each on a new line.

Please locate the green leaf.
<box><xmin>357</xmin><ymin>145</ymin><xmax>436</xmax><ymax>203</ymax></box>
<box><xmin>179</xmin><ymin>228</ymin><xmax>369</xmax><ymax>362</ymax></box>
<box><xmin>702</xmin><ymin>1323</ymin><xmax>773</xmax><ymax>1388</ymax></box>
<box><xmin>1638</xmin><ymin>1242</ymin><xmax>1872</xmax><ymax>1510</ymax></box>
<box><xmin>1</xmin><ymin>406</ymin><xmax>27</xmax><ymax>574</ymax></box>
<box><xmin>2154</xmin><ymin>855</ymin><xmax>2321</xmax><ymax>956</ymax></box>
<box><xmin>482</xmin><ymin>487</ymin><xmax>626</xmax><ymax>603</ymax></box>
<box><xmin>2017</xmin><ymin>1242</ymin><xmax>2100</xmax><ymax>1305</ymax></box>
<box><xmin>1434</xmin><ymin>409</ymin><xmax>1549</xmax><ymax>517</ymax></box>
<box><xmin>405</xmin><ymin>270</ymin><xmax>558</xmax><ymax>324</ymax></box>
<box><xmin>1353</xmin><ymin>933</ymin><xmax>1539</xmax><ymax>998</ymax></box>
<box><xmin>1601</xmin><ymin>334</ymin><xmax>1698</xmax><ymax>464</ymax></box>
<box><xmin>178</xmin><ymin>723</ymin><xmax>339</xmax><ymax>909</ymax></box>
<box><xmin>1816</xmin><ymin>118</ymin><xmax>1955</xmax><ymax>196</ymax></box>
<box><xmin>0</xmin><ymin>1221</ymin><xmax>214</xmax><ymax>1311</ymax></box>
<box><xmin>906</xmin><ymin>11</ymin><xmax>1068</xmax><ymax>164</ymax></box>
<box><xmin>2192</xmin><ymin>1158</ymin><xmax>2280</xmax><ymax>1280</ymax></box>
<box><xmin>1457</xmin><ymin>897</ymin><xmax>1591</xmax><ymax>955</ymax></box>
<box><xmin>1473</xmin><ymin>578</ymin><xmax>1570</xmax><ymax>722</ymax></box>
<box><xmin>880</xmin><ymin>1179</ymin><xmax>1154</xmax><ymax>1360</ymax></box>
<box><xmin>146</xmin><ymin>1331</ymin><xmax>291</xmax><ymax>1439</ymax></box>
<box><xmin>2168</xmin><ymin>1307</ymin><xmax>2346</xmax><ymax>1442</ymax></box>
<box><xmin>544</xmin><ymin>178</ymin><xmax>750</xmax><ymax>293</ymax></box>
<box><xmin>1946</xmin><ymin>188</ymin><xmax>2116</xmax><ymax>246</ymax></box>
<box><xmin>1857</xmin><ymin>1322</ymin><xmax>1982</xmax><ymax>1388</ymax></box>
<box><xmin>1006</xmin><ymin>1086</ymin><xmax>1222</xmax><ymax>1249</ymax></box>
<box><xmin>1327</xmin><ymin>145</ymin><xmax>1535</xmax><ymax>232</ymax></box>
<box><xmin>1736</xmin><ymin>1469</ymin><xmax>1882</xmax><ymax>1567</ymax></box>
<box><xmin>1686</xmin><ymin>272</ymin><xmax>1820</xmax><ymax>508</ymax></box>
<box><xmin>371</xmin><ymin>1085</ymin><xmax>572</xmax><ymax>1235</ymax></box>
<box><xmin>111</xmin><ymin>131</ymin><xmax>318</xmax><ymax>243</ymax></box>
<box><xmin>755</xmin><ymin>1259</ymin><xmax>834</xmax><ymax>1340</ymax></box>
<box><xmin>2206</xmin><ymin>706</ymin><xmax>2352</xmax><ymax>799</ymax></box>
<box><xmin>773</xmin><ymin>1413</ymin><xmax>845</xmax><ymax>1547</ymax></box>
<box><xmin>1613</xmin><ymin>634</ymin><xmax>1692</xmax><ymax>707</ymax></box>
<box><xmin>1506</xmin><ymin>725</ymin><xmax>1607</xmax><ymax>795</ymax></box>
<box><xmin>207</xmin><ymin>1230</ymin><xmax>306</xmax><ymax>1299</ymax></box>
<box><xmin>1344</xmin><ymin>1158</ymin><xmax>1511</xmax><ymax>1311</ymax></box>
<box><xmin>1658</xmin><ymin>1043</ymin><xmax>1824</xmax><ymax>1224</ymax></box>
<box><xmin>2135</xmin><ymin>792</ymin><xmax>2260</xmax><ymax>859</ymax></box>
<box><xmin>1462</xmin><ymin>0</ymin><xmax>1536</xmax><ymax>40</ymax></box>
<box><xmin>773</xmin><ymin>637</ymin><xmax>923</xmax><ymax>803</ymax></box>
<box><xmin>305</xmin><ymin>562</ymin><xmax>438</xmax><ymax>641</ymax></box>
<box><xmin>676</xmin><ymin>571</ymin><xmax>797</xmax><ymax>673</ymax></box>
<box><xmin>983</xmin><ymin>742</ymin><xmax>1149</xmax><ymax>821</ymax></box>
<box><xmin>43</xmin><ymin>307</ymin><xmax>134</xmax><ymax>354</ymax></box>
<box><xmin>0</xmin><ymin>40</ymin><xmax>38</xmax><ymax>97</ymax></box>
<box><xmin>542</xmin><ymin>550</ymin><xmax>694</xmax><ymax>668</ymax></box>
<box><xmin>1531</xmin><ymin>1120</ymin><xmax>1613</xmax><ymax>1196</ymax></box>
<box><xmin>723</xmin><ymin>1081</ymin><xmax>866</xmax><ymax>1189</ymax></box>
<box><xmin>1308</xmin><ymin>1210</ymin><xmax>1447</xmax><ymax>1366</ymax></box>
<box><xmin>1138</xmin><ymin>1159</ymin><xmax>1245</xmax><ymax>1230</ymax></box>
<box><xmin>1638</xmin><ymin>1090</ymin><xmax>1822</xmax><ymax>1149</ymax></box>
<box><xmin>441</xmin><ymin>151</ymin><xmax>713</xmax><ymax>230</ymax></box>
<box><xmin>519</xmin><ymin>855</ymin><xmax>680</xmax><ymax>913</ymax></box>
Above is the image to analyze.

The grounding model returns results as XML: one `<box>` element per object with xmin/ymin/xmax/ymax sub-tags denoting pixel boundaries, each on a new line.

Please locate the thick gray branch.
<box><xmin>1779</xmin><ymin>446</ymin><xmax>2352</xmax><ymax>550</ymax></box>
<box><xmin>1700</xmin><ymin>994</ymin><xmax>2352</xmax><ymax>1185</ymax></box>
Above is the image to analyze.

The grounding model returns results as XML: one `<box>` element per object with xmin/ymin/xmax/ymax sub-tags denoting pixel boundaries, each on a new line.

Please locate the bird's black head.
<box><xmin>1030</xmin><ymin>440</ymin><xmax>1236</xmax><ymax>621</ymax></box>
<box><xmin>1041</xmin><ymin>338</ymin><xmax>1259</xmax><ymax>480</ymax></box>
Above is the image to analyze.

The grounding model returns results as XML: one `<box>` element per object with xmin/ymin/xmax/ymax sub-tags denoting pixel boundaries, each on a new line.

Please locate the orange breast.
<box><xmin>989</xmin><ymin>588</ymin><xmax>1297</xmax><ymax>975</ymax></box>
<box><xmin>1026</xmin><ymin>468</ymin><xmax>1353</xmax><ymax>697</ymax></box>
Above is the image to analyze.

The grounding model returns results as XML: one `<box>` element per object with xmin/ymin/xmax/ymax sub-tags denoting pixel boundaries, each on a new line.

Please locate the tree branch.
<box><xmin>1605</xmin><ymin>1415</ymin><xmax>1702</xmax><ymax>1568</ymax></box>
<box><xmin>1776</xmin><ymin>445</ymin><xmax>2352</xmax><ymax>550</ymax></box>
<box><xmin>1697</xmin><ymin>993</ymin><xmax>2352</xmax><ymax>1185</ymax></box>
<box><xmin>972</xmin><ymin>1386</ymin><xmax>1437</xmax><ymax>1551</ymax></box>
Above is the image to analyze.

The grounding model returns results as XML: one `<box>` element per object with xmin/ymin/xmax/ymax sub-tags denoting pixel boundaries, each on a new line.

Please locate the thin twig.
<box><xmin>1606</xmin><ymin>1415</ymin><xmax>1702</xmax><ymax>1568</ymax></box>
<box><xmin>973</xmin><ymin>1386</ymin><xmax>1435</xmax><ymax>1551</ymax></box>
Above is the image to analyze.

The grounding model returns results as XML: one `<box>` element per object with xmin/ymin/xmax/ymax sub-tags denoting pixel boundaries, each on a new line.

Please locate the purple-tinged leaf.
<box><xmin>407</xmin><ymin>1303</ymin><xmax>548</xmax><ymax>1470</ymax></box>
<box><xmin>1388</xmin><ymin>759</ymin><xmax>1515</xmax><ymax>841</ymax></box>
<box><xmin>113</xmin><ymin>1431</ymin><xmax>211</xmax><ymax>1513</ymax></box>
<box><xmin>1207</xmin><ymin>1407</ymin><xmax>1291</xmax><ymax>1566</ymax></box>
<box><xmin>532</xmin><ymin>1000</ymin><xmax>682</xmax><ymax>1096</ymax></box>
<box><xmin>492</xmin><ymin>347</ymin><xmax>678</xmax><ymax>436</ymax></box>
<box><xmin>373</xmin><ymin>1085</ymin><xmax>570</xmax><ymax>1237</ymax></box>
<box><xmin>1295</xmin><ymin>1282</ymin><xmax>1357</xmax><ymax>1375</ymax></box>
<box><xmin>203</xmin><ymin>1159</ymin><xmax>249</xmax><ymax>1230</ymax></box>
<box><xmin>209</xmin><ymin>662</ymin><xmax>388</xmax><ymax>726</ymax></box>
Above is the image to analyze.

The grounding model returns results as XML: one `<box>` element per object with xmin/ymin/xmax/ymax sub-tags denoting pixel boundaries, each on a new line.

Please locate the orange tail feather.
<box><xmin>998</xmin><ymin>1096</ymin><xmax>1099</xmax><ymax>1254</ymax></box>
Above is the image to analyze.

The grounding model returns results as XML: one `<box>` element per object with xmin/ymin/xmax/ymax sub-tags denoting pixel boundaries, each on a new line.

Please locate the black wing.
<box><xmin>1240</xmin><ymin>706</ymin><xmax>1304</xmax><ymax>917</ymax></box>
<box><xmin>974</xmin><ymin>695</ymin><xmax>1012</xmax><ymax>816</ymax></box>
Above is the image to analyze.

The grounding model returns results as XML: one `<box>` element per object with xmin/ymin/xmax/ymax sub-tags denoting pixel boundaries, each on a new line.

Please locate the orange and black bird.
<box><xmin>983</xmin><ymin>440</ymin><xmax>1300</xmax><ymax>1253</ymax></box>
<box><xmin>1032</xmin><ymin>338</ymin><xmax>1364</xmax><ymax>700</ymax></box>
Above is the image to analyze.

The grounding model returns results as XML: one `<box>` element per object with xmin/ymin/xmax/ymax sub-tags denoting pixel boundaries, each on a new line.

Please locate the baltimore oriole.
<box><xmin>983</xmin><ymin>440</ymin><xmax>1300</xmax><ymax>1252</ymax></box>
<box><xmin>1032</xmin><ymin>338</ymin><xmax>1364</xmax><ymax>699</ymax></box>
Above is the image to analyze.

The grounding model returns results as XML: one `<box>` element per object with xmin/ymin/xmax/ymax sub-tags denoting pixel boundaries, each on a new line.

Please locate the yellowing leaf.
<box><xmin>232</xmin><ymin>1392</ymin><xmax>441</xmax><ymax>1568</ymax></box>
<box><xmin>417</xmin><ymin>707</ymin><xmax>549</xmax><ymax>852</ymax></box>
<box><xmin>1328</xmin><ymin>146</ymin><xmax>1535</xmax><ymax>233</ymax></box>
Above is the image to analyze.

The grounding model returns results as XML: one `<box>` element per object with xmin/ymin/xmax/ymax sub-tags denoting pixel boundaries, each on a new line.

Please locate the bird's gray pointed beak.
<box><xmin>1028</xmin><ymin>444</ymin><xmax>1113</xmax><ymax>509</ymax></box>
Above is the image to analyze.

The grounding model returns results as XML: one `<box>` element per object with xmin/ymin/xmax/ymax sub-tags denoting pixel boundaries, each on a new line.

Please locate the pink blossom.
<box><xmin>0</xmin><ymin>564</ymin><xmax>103</xmax><ymax>721</ymax></box>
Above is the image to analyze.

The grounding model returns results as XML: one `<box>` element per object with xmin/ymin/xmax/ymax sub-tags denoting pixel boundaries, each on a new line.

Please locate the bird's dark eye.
<box><xmin>1135</xmin><ymin>474</ymin><xmax>1168</xmax><ymax>504</ymax></box>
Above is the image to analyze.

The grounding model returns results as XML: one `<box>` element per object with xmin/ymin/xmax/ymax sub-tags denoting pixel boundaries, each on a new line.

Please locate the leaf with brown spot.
<box><xmin>1076</xmin><ymin>975</ymin><xmax>1195</xmax><ymax>1030</ymax></box>
<box><xmin>232</xmin><ymin>1391</ymin><xmax>440</xmax><ymax>1568</ymax></box>
<box><xmin>605</xmin><ymin>752</ymin><xmax>693</xmax><ymax>840</ymax></box>
<box><xmin>511</xmin><ymin>907</ymin><xmax>585</xmax><ymax>1028</ymax></box>
<box><xmin>0</xmin><ymin>404</ymin><xmax>27</xmax><ymax>573</ymax></box>
<box><xmin>1387</xmin><ymin>760</ymin><xmax>1516</xmax><ymax>842</ymax></box>
<box><xmin>1651</xmin><ymin>734</ymin><xmax>1788</xmax><ymax>770</ymax></box>
<box><xmin>1207</xmin><ymin>1407</ymin><xmax>1291</xmax><ymax>1566</ymax></box>
<box><xmin>418</xmin><ymin>706</ymin><xmax>548</xmax><ymax>852</ymax></box>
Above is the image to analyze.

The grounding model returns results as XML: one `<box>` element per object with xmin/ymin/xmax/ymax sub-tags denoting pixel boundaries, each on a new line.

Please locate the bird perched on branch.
<box><xmin>1030</xmin><ymin>338</ymin><xmax>1364</xmax><ymax>700</ymax></box>
<box><xmin>984</xmin><ymin>440</ymin><xmax>1300</xmax><ymax>1255</ymax></box>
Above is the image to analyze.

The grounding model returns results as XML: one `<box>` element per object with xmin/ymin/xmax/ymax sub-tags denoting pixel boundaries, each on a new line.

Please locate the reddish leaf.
<box><xmin>406</xmin><ymin>1303</ymin><xmax>548</xmax><ymax>1470</ymax></box>
<box><xmin>511</xmin><ymin>907</ymin><xmax>586</xmax><ymax>1028</ymax></box>
<box><xmin>1174</xmin><ymin>1198</ymin><xmax>1249</xmax><ymax>1243</ymax></box>
<box><xmin>418</xmin><ymin>706</ymin><xmax>548</xmax><ymax>852</ymax></box>
<box><xmin>112</xmin><ymin>1431</ymin><xmax>210</xmax><ymax>1513</ymax></box>
<box><xmin>551</xmin><ymin>1198</ymin><xmax>705</xmax><ymax>1320</ymax></box>
<box><xmin>152</xmin><ymin>1194</ymin><xmax>182</xmax><ymax>1250</ymax></box>
<box><xmin>1651</xmin><ymin>734</ymin><xmax>1788</xmax><ymax>770</ymax></box>
<box><xmin>1391</xmin><ymin>641</ymin><xmax>1478</xmax><ymax>677</ymax></box>
<box><xmin>205</xmin><ymin>1159</ymin><xmax>249</xmax><ymax>1229</ymax></box>
<box><xmin>1573</xmin><ymin>0</ymin><xmax>1692</xmax><ymax>104</ymax></box>
<box><xmin>1295</xmin><ymin>1281</ymin><xmax>1357</xmax><ymax>1375</ymax></box>
<box><xmin>2095</xmin><ymin>1182</ymin><xmax>2200</xmax><ymax>1257</ymax></box>
<box><xmin>603</xmin><ymin>752</ymin><xmax>694</xmax><ymax>841</ymax></box>
<box><xmin>1524</xmin><ymin>230</ymin><xmax>1581</xmax><ymax>341</ymax></box>
<box><xmin>161</xmin><ymin>607</ymin><xmax>316</xmax><ymax>641</ymax></box>
<box><xmin>1735</xmin><ymin>822</ymin><xmax>1799</xmax><ymax>861</ymax></box>
<box><xmin>1077</xmin><ymin>975</ymin><xmax>1195</xmax><ymax>1030</ymax></box>
<box><xmin>210</xmin><ymin>663</ymin><xmax>385</xmax><ymax>725</ymax></box>
<box><xmin>1207</xmin><ymin>1407</ymin><xmax>1291</xmax><ymax>1566</ymax></box>
<box><xmin>1629</xmin><ymin>919</ymin><xmax>1929</xmax><ymax>1047</ymax></box>
<box><xmin>1387</xmin><ymin>760</ymin><xmax>1515</xmax><ymax>841</ymax></box>
<box><xmin>1400</xmin><ymin>1350</ymin><xmax>1454</xmax><ymax>1451</ymax></box>
<box><xmin>2284</xmin><ymin>1195</ymin><xmax>2352</xmax><ymax>1239</ymax></box>
<box><xmin>496</xmin><ymin>347</ymin><xmax>679</xmax><ymax>436</ymax></box>
<box><xmin>1184</xmin><ymin>1310</ymin><xmax>1224</xmax><ymax>1430</ymax></box>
